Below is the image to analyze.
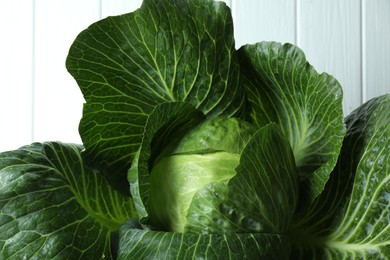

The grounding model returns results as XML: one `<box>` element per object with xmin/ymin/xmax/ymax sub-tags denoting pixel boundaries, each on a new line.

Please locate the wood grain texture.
<box><xmin>363</xmin><ymin>0</ymin><xmax>390</xmax><ymax>102</ymax></box>
<box><xmin>101</xmin><ymin>0</ymin><xmax>142</xmax><ymax>17</ymax></box>
<box><xmin>232</xmin><ymin>0</ymin><xmax>296</xmax><ymax>48</ymax></box>
<box><xmin>296</xmin><ymin>0</ymin><xmax>362</xmax><ymax>115</ymax></box>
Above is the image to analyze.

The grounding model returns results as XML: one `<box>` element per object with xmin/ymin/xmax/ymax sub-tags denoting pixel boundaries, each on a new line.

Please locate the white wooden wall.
<box><xmin>0</xmin><ymin>0</ymin><xmax>389</xmax><ymax>152</ymax></box>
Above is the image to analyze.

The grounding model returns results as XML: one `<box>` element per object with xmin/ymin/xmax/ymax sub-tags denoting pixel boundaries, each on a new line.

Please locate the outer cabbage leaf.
<box><xmin>0</xmin><ymin>142</ymin><xmax>136</xmax><ymax>259</ymax></box>
<box><xmin>238</xmin><ymin>42</ymin><xmax>346</xmax><ymax>206</ymax></box>
<box><xmin>185</xmin><ymin>123</ymin><xmax>299</xmax><ymax>235</ymax></box>
<box><xmin>118</xmin><ymin>219</ymin><xmax>289</xmax><ymax>259</ymax></box>
<box><xmin>290</xmin><ymin>94</ymin><xmax>390</xmax><ymax>259</ymax></box>
<box><xmin>66</xmin><ymin>0</ymin><xmax>246</xmax><ymax>191</ymax></box>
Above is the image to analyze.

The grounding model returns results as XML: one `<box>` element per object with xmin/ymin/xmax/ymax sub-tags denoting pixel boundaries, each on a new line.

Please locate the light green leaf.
<box><xmin>128</xmin><ymin>102</ymin><xmax>205</xmax><ymax>220</ymax></box>
<box><xmin>185</xmin><ymin>123</ymin><xmax>299</xmax><ymax>234</ymax></box>
<box><xmin>66</xmin><ymin>0</ymin><xmax>246</xmax><ymax>189</ymax></box>
<box><xmin>148</xmin><ymin>151</ymin><xmax>239</xmax><ymax>233</ymax></box>
<box><xmin>118</xmin><ymin>219</ymin><xmax>289</xmax><ymax>260</ymax></box>
<box><xmin>0</xmin><ymin>142</ymin><xmax>136</xmax><ymax>259</ymax></box>
<box><xmin>290</xmin><ymin>94</ymin><xmax>390</xmax><ymax>259</ymax></box>
<box><xmin>128</xmin><ymin>119</ymin><xmax>297</xmax><ymax>257</ymax></box>
<box><xmin>145</xmin><ymin>115</ymin><xmax>257</xmax><ymax>233</ymax></box>
<box><xmin>238</xmin><ymin>42</ymin><xmax>346</xmax><ymax>206</ymax></box>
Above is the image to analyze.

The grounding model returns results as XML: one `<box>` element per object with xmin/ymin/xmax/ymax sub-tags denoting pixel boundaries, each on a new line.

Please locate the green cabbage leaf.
<box><xmin>0</xmin><ymin>142</ymin><xmax>136</xmax><ymax>259</ymax></box>
<box><xmin>290</xmin><ymin>94</ymin><xmax>390</xmax><ymax>258</ymax></box>
<box><xmin>238</xmin><ymin>42</ymin><xmax>346</xmax><ymax>207</ymax></box>
<box><xmin>118</xmin><ymin>219</ymin><xmax>289</xmax><ymax>259</ymax></box>
<box><xmin>125</xmin><ymin>102</ymin><xmax>299</xmax><ymax>258</ymax></box>
<box><xmin>66</xmin><ymin>0</ymin><xmax>246</xmax><ymax>192</ymax></box>
<box><xmin>1</xmin><ymin>0</ymin><xmax>388</xmax><ymax>258</ymax></box>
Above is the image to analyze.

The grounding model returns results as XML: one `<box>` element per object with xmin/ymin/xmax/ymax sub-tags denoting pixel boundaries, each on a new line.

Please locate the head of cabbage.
<box><xmin>147</xmin><ymin>116</ymin><xmax>256</xmax><ymax>233</ymax></box>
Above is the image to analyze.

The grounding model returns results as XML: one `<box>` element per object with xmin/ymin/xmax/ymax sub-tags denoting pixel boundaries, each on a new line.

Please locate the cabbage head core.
<box><xmin>148</xmin><ymin>116</ymin><xmax>256</xmax><ymax>232</ymax></box>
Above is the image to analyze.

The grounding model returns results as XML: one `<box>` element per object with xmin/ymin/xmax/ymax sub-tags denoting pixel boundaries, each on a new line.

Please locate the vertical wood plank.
<box><xmin>232</xmin><ymin>0</ymin><xmax>296</xmax><ymax>48</ymax></box>
<box><xmin>33</xmin><ymin>0</ymin><xmax>100</xmax><ymax>144</ymax></box>
<box><xmin>297</xmin><ymin>0</ymin><xmax>362</xmax><ymax>115</ymax></box>
<box><xmin>362</xmin><ymin>0</ymin><xmax>390</xmax><ymax>102</ymax></box>
<box><xmin>0</xmin><ymin>1</ymin><xmax>33</xmax><ymax>152</ymax></box>
<box><xmin>101</xmin><ymin>0</ymin><xmax>142</xmax><ymax>18</ymax></box>
<box><xmin>101</xmin><ymin>0</ymin><xmax>231</xmax><ymax>18</ymax></box>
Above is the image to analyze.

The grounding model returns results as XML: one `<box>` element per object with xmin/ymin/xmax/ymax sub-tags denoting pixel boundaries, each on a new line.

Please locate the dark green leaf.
<box><xmin>290</xmin><ymin>94</ymin><xmax>390</xmax><ymax>259</ymax></box>
<box><xmin>118</xmin><ymin>219</ymin><xmax>289</xmax><ymax>260</ymax></box>
<box><xmin>66</xmin><ymin>0</ymin><xmax>246</xmax><ymax>188</ymax></box>
<box><xmin>0</xmin><ymin>142</ymin><xmax>136</xmax><ymax>259</ymax></box>
<box><xmin>238</xmin><ymin>42</ymin><xmax>346</xmax><ymax>206</ymax></box>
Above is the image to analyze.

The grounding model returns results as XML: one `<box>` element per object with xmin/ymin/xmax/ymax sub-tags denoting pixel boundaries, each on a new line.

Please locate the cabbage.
<box><xmin>148</xmin><ymin>116</ymin><xmax>256</xmax><ymax>232</ymax></box>
<box><xmin>1</xmin><ymin>0</ymin><xmax>389</xmax><ymax>259</ymax></box>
